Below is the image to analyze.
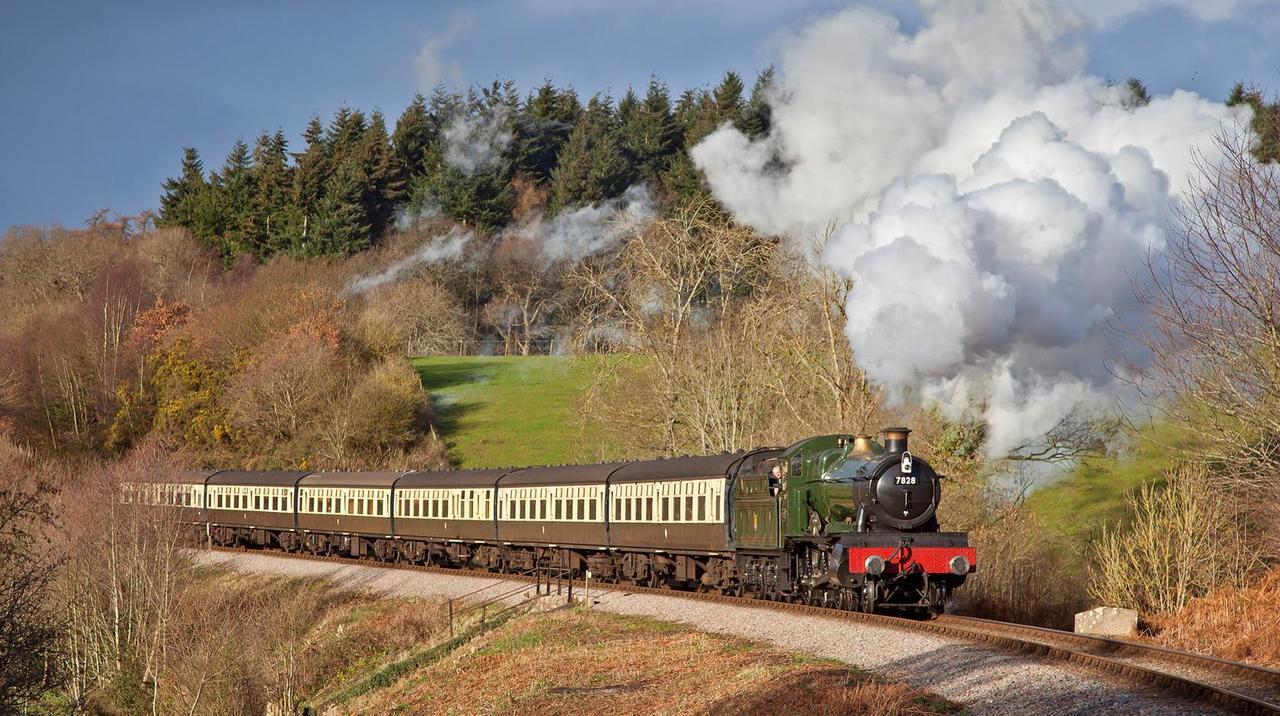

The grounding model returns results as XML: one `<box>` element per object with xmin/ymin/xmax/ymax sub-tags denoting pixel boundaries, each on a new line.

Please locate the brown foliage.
<box><xmin>131</xmin><ymin>296</ymin><xmax>192</xmax><ymax>346</ymax></box>
<box><xmin>1147</xmin><ymin>568</ymin><xmax>1280</xmax><ymax>668</ymax></box>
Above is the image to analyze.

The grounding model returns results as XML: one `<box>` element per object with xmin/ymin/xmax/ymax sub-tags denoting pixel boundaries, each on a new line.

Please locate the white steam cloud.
<box><xmin>692</xmin><ymin>0</ymin><xmax>1246</xmax><ymax>455</ymax></box>
<box><xmin>443</xmin><ymin>109</ymin><xmax>513</xmax><ymax>176</ymax></box>
<box><xmin>504</xmin><ymin>184</ymin><xmax>658</xmax><ymax>263</ymax></box>
<box><xmin>344</xmin><ymin>226</ymin><xmax>472</xmax><ymax>295</ymax></box>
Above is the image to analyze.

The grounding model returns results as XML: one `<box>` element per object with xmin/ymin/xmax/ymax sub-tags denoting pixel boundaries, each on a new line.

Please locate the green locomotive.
<box><xmin>732</xmin><ymin>428</ymin><xmax>974</xmax><ymax>615</ymax></box>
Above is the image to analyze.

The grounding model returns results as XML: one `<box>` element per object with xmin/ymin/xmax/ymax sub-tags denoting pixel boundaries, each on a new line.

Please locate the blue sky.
<box><xmin>1</xmin><ymin>0</ymin><xmax>1278</xmax><ymax>231</ymax></box>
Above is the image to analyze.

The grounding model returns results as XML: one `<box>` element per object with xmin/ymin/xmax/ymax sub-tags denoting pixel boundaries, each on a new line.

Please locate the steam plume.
<box><xmin>691</xmin><ymin>0</ymin><xmax>1247</xmax><ymax>455</ymax></box>
<box><xmin>442</xmin><ymin>108</ymin><xmax>513</xmax><ymax>176</ymax></box>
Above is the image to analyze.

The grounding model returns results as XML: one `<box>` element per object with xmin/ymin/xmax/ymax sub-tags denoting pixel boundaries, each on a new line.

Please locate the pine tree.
<box><xmin>1227</xmin><ymin>81</ymin><xmax>1280</xmax><ymax>162</ymax></box>
<box><xmin>514</xmin><ymin>80</ymin><xmax>580</xmax><ymax>182</ymax></box>
<box><xmin>313</xmin><ymin>160</ymin><xmax>371</xmax><ymax>255</ymax></box>
<box><xmin>674</xmin><ymin>88</ymin><xmax>705</xmax><ymax>137</ymax></box>
<box><xmin>244</xmin><ymin>130</ymin><xmax>292</xmax><ymax>257</ymax></box>
<box><xmin>360</xmin><ymin>110</ymin><xmax>402</xmax><ymax>239</ymax></box>
<box><xmin>548</xmin><ymin>94</ymin><xmax>630</xmax><ymax>212</ymax></box>
<box><xmin>159</xmin><ymin>147</ymin><xmax>225</xmax><ymax>245</ymax></box>
<box><xmin>159</xmin><ymin>147</ymin><xmax>206</xmax><ymax>224</ymax></box>
<box><xmin>616</xmin><ymin>88</ymin><xmax>639</xmax><ymax>131</ymax></box>
<box><xmin>1124</xmin><ymin>77</ymin><xmax>1151</xmax><ymax>109</ymax></box>
<box><xmin>740</xmin><ymin>67</ymin><xmax>775</xmax><ymax>138</ymax></box>
<box><xmin>661</xmin><ymin>152</ymin><xmax>710</xmax><ymax>203</ymax></box>
<box><xmin>712</xmin><ymin>71</ymin><xmax>745</xmax><ymax>124</ymax></box>
<box><xmin>326</xmin><ymin>107</ymin><xmax>368</xmax><ymax>167</ymax></box>
<box><xmin>620</xmin><ymin>78</ymin><xmax>681</xmax><ymax>183</ymax></box>
<box><xmin>292</xmin><ymin>116</ymin><xmax>329</xmax><ymax>244</ymax></box>
<box><xmin>392</xmin><ymin>94</ymin><xmax>437</xmax><ymax>182</ymax></box>
<box><xmin>217</xmin><ymin>139</ymin><xmax>254</xmax><ymax>255</ymax></box>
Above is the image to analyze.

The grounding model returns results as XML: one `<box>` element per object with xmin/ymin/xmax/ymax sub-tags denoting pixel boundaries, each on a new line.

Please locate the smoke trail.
<box><xmin>691</xmin><ymin>0</ymin><xmax>1247</xmax><ymax>455</ymax></box>
<box><xmin>343</xmin><ymin>226</ymin><xmax>472</xmax><ymax>295</ymax></box>
<box><xmin>503</xmin><ymin>184</ymin><xmax>658</xmax><ymax>263</ymax></box>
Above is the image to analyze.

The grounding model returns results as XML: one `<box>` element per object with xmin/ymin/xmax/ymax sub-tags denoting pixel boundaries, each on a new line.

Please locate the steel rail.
<box><xmin>206</xmin><ymin>545</ymin><xmax>1279</xmax><ymax>715</ymax></box>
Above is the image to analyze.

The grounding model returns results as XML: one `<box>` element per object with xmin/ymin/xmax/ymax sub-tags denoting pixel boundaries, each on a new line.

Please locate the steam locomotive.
<box><xmin>127</xmin><ymin>427</ymin><xmax>974</xmax><ymax>617</ymax></box>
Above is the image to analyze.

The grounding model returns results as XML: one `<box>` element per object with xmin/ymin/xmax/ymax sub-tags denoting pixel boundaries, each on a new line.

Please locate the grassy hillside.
<box><xmin>412</xmin><ymin>355</ymin><xmax>607</xmax><ymax>468</ymax></box>
<box><xmin>1024</xmin><ymin>423</ymin><xmax>1187</xmax><ymax>544</ymax></box>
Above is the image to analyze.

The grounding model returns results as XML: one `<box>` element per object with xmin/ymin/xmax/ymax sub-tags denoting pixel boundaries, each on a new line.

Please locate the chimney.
<box><xmin>882</xmin><ymin>427</ymin><xmax>910</xmax><ymax>454</ymax></box>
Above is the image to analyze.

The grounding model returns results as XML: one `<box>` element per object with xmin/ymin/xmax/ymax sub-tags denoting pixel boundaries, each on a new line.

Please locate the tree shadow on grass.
<box><xmin>414</xmin><ymin>359</ymin><xmax>503</xmax><ymax>393</ymax></box>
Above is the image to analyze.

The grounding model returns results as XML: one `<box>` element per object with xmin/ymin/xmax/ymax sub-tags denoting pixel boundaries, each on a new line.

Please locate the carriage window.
<box><xmin>686</xmin><ymin>496</ymin><xmax>694</xmax><ymax>521</ymax></box>
<box><xmin>646</xmin><ymin>498</ymin><xmax>653</xmax><ymax>521</ymax></box>
<box><xmin>254</xmin><ymin>495</ymin><xmax>261</xmax><ymax>510</ymax></box>
<box><xmin>589</xmin><ymin>498</ymin><xmax>597</xmax><ymax>521</ymax></box>
<box><xmin>624</xmin><ymin>499</ymin><xmax>632</xmax><ymax>521</ymax></box>
<box><xmin>575</xmin><ymin>499</ymin><xmax>583</xmax><ymax>521</ymax></box>
<box><xmin>698</xmin><ymin>496</ymin><xmax>706</xmax><ymax>521</ymax></box>
<box><xmin>661</xmin><ymin>497</ymin><xmax>669</xmax><ymax>522</ymax></box>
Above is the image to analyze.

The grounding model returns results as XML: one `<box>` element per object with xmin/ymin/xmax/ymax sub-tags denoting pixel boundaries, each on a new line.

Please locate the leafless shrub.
<box><xmin>358</xmin><ymin>275</ymin><xmax>472</xmax><ymax>358</ymax></box>
<box><xmin>318</xmin><ymin>360</ymin><xmax>439</xmax><ymax>469</ymax></box>
<box><xmin>1089</xmin><ymin>463</ymin><xmax>1260</xmax><ymax>615</ymax></box>
<box><xmin>225</xmin><ymin>332</ymin><xmax>344</xmax><ymax>448</ymax></box>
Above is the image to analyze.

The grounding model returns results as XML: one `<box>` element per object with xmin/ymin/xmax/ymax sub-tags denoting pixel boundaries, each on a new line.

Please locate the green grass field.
<box><xmin>411</xmin><ymin>355</ymin><xmax>607</xmax><ymax>468</ymax></box>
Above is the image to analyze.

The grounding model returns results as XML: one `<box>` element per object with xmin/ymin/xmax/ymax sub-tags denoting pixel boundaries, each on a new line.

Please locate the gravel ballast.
<box><xmin>193</xmin><ymin>550</ymin><xmax>1223</xmax><ymax>715</ymax></box>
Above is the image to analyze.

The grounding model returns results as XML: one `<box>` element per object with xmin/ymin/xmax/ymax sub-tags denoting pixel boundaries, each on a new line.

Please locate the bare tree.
<box><xmin>570</xmin><ymin>198</ymin><xmax>775</xmax><ymax>456</ymax></box>
<box><xmin>0</xmin><ymin>430</ymin><xmax>59</xmax><ymax>711</ymax></box>
<box><xmin>483</xmin><ymin>235</ymin><xmax>561</xmax><ymax>355</ymax></box>
<box><xmin>1133</xmin><ymin>129</ymin><xmax>1280</xmax><ymax>546</ymax></box>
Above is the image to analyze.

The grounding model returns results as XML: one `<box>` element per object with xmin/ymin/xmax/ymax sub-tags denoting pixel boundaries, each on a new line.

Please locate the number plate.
<box><xmin>894</xmin><ymin>475</ymin><xmax>917</xmax><ymax>486</ymax></box>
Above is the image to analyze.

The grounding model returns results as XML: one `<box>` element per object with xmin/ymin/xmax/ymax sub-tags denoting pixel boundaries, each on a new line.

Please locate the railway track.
<box><xmin>208</xmin><ymin>545</ymin><xmax>1280</xmax><ymax>714</ymax></box>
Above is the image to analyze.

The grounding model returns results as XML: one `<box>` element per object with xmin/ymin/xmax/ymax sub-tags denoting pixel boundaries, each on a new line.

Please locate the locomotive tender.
<box><xmin>128</xmin><ymin>427</ymin><xmax>975</xmax><ymax>616</ymax></box>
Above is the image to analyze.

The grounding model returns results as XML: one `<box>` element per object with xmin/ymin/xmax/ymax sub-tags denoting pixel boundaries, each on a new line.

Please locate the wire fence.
<box><xmin>406</xmin><ymin>332</ymin><xmax>618</xmax><ymax>357</ymax></box>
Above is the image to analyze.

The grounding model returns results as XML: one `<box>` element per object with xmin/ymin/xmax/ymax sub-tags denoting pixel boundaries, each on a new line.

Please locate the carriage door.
<box><xmin>732</xmin><ymin>458</ymin><xmax>783</xmax><ymax>549</ymax></box>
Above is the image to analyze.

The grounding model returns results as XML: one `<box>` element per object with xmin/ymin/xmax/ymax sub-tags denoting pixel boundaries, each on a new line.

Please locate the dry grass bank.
<box><xmin>1145</xmin><ymin>568</ymin><xmax>1280</xmax><ymax>668</ymax></box>
<box><xmin>339</xmin><ymin>608</ymin><xmax>962</xmax><ymax>716</ymax></box>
